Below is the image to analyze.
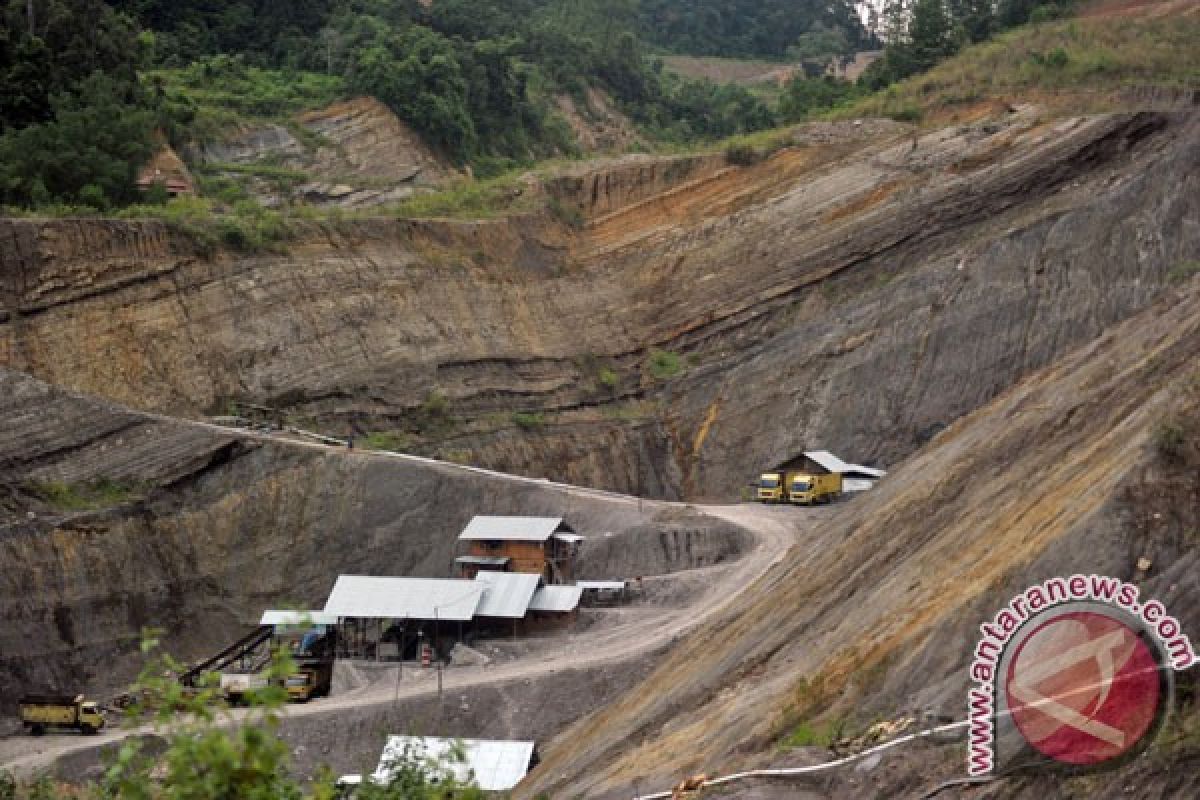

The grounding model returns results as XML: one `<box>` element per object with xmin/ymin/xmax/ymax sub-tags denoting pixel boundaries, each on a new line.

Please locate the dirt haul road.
<box><xmin>0</xmin><ymin>486</ymin><xmax>817</xmax><ymax>779</ymax></box>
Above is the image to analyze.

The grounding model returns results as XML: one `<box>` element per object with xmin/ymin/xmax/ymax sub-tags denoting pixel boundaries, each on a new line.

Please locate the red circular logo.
<box><xmin>1004</xmin><ymin>611</ymin><xmax>1162</xmax><ymax>765</ymax></box>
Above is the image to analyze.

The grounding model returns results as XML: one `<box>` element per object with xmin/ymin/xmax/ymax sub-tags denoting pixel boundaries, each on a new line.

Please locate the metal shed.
<box><xmin>374</xmin><ymin>736</ymin><xmax>537</xmax><ymax>792</ymax></box>
<box><xmin>323</xmin><ymin>576</ymin><xmax>483</xmax><ymax>622</ymax></box>
<box><xmin>527</xmin><ymin>585</ymin><xmax>583</xmax><ymax>613</ymax></box>
<box><xmin>458</xmin><ymin>516</ymin><xmax>573</xmax><ymax>542</ymax></box>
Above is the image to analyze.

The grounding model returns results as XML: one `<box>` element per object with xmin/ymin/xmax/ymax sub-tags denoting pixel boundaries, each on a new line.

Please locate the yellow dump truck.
<box><xmin>285</xmin><ymin>660</ymin><xmax>333</xmax><ymax>702</ymax></box>
<box><xmin>788</xmin><ymin>472</ymin><xmax>843</xmax><ymax>505</ymax></box>
<box><xmin>20</xmin><ymin>694</ymin><xmax>105</xmax><ymax>735</ymax></box>
<box><xmin>757</xmin><ymin>472</ymin><xmax>790</xmax><ymax>503</ymax></box>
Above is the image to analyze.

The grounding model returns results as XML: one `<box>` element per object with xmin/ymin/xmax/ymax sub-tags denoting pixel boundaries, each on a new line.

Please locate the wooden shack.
<box><xmin>455</xmin><ymin>516</ymin><xmax>582</xmax><ymax>584</ymax></box>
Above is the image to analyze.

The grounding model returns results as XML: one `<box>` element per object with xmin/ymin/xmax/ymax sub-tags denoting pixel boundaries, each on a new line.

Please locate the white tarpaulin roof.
<box><xmin>577</xmin><ymin>580</ymin><xmax>627</xmax><ymax>591</ymax></box>
<box><xmin>323</xmin><ymin>576</ymin><xmax>483</xmax><ymax>621</ymax></box>
<box><xmin>474</xmin><ymin>572</ymin><xmax>541</xmax><ymax>619</ymax></box>
<box><xmin>375</xmin><ymin>736</ymin><xmax>536</xmax><ymax>791</ymax></box>
<box><xmin>803</xmin><ymin>450</ymin><xmax>886</xmax><ymax>479</ymax></box>
<box><xmin>259</xmin><ymin>610</ymin><xmax>339</xmax><ymax>627</ymax></box>
<box><xmin>459</xmin><ymin>516</ymin><xmax>568</xmax><ymax>542</ymax></box>
<box><xmin>528</xmin><ymin>585</ymin><xmax>583</xmax><ymax>613</ymax></box>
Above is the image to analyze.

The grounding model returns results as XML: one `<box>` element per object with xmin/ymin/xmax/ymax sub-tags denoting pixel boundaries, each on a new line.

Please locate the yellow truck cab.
<box><xmin>757</xmin><ymin>472</ymin><xmax>786</xmax><ymax>502</ymax></box>
<box><xmin>788</xmin><ymin>472</ymin><xmax>843</xmax><ymax>505</ymax></box>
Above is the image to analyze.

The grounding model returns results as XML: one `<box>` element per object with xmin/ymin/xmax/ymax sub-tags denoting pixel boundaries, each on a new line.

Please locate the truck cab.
<box><xmin>757</xmin><ymin>472</ymin><xmax>785</xmax><ymax>502</ymax></box>
<box><xmin>788</xmin><ymin>472</ymin><xmax>843</xmax><ymax>505</ymax></box>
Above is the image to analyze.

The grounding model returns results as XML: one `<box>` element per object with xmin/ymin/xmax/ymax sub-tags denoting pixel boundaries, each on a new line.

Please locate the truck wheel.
<box><xmin>31</xmin><ymin>723</ymin><xmax>45</xmax><ymax>736</ymax></box>
<box><xmin>81</xmin><ymin>724</ymin><xmax>95</xmax><ymax>735</ymax></box>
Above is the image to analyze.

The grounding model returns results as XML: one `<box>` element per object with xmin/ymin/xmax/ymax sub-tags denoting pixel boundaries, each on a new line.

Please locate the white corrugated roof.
<box><xmin>375</xmin><ymin>737</ymin><xmax>536</xmax><ymax>791</ymax></box>
<box><xmin>323</xmin><ymin>576</ymin><xmax>483</xmax><ymax>622</ymax></box>
<box><xmin>552</xmin><ymin>532</ymin><xmax>585</xmax><ymax>544</ymax></box>
<box><xmin>528</xmin><ymin>585</ymin><xmax>583</xmax><ymax>613</ymax></box>
<box><xmin>803</xmin><ymin>450</ymin><xmax>887</xmax><ymax>479</ymax></box>
<box><xmin>260</xmin><ymin>610</ymin><xmax>339</xmax><ymax>627</ymax></box>
<box><xmin>577</xmin><ymin>580</ymin><xmax>627</xmax><ymax>591</ymax></box>
<box><xmin>474</xmin><ymin>572</ymin><xmax>541</xmax><ymax>618</ymax></box>
<box><xmin>459</xmin><ymin>515</ymin><xmax>567</xmax><ymax>542</ymax></box>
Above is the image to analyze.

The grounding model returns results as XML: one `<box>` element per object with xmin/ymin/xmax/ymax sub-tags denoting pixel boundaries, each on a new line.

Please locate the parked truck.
<box><xmin>285</xmin><ymin>659</ymin><xmax>333</xmax><ymax>702</ymax></box>
<box><xmin>788</xmin><ymin>472</ymin><xmax>843</xmax><ymax>505</ymax></box>
<box><xmin>757</xmin><ymin>471</ymin><xmax>791</xmax><ymax>503</ymax></box>
<box><xmin>20</xmin><ymin>694</ymin><xmax>105</xmax><ymax>735</ymax></box>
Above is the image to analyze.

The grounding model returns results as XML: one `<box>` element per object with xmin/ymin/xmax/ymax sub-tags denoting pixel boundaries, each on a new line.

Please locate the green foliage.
<box><xmin>388</xmin><ymin>174</ymin><xmax>535</xmax><ymax>220</ymax></box>
<box><xmin>637</xmin><ymin>0</ymin><xmax>873</xmax><ymax>59</ymax></box>
<box><xmin>1155</xmin><ymin>418</ymin><xmax>1187</xmax><ymax>463</ymax></box>
<box><xmin>779</xmin><ymin>76</ymin><xmax>864</xmax><ymax>122</ymax></box>
<box><xmin>647</xmin><ymin>349</ymin><xmax>686</xmax><ymax>380</ymax></box>
<box><xmin>119</xmin><ymin>196</ymin><xmax>295</xmax><ymax>254</ymax></box>
<box><xmin>597</xmin><ymin>367</ymin><xmax>620</xmax><ymax>390</ymax></box>
<box><xmin>363</xmin><ymin>431</ymin><xmax>410</xmax><ymax>452</ymax></box>
<box><xmin>1168</xmin><ymin>260</ymin><xmax>1200</xmax><ymax>284</ymax></box>
<box><xmin>780</xmin><ymin>716</ymin><xmax>846</xmax><ymax>748</ymax></box>
<box><xmin>0</xmin><ymin>71</ymin><xmax>157</xmax><ymax>209</ymax></box>
<box><xmin>29</xmin><ymin>478</ymin><xmax>141</xmax><ymax>512</ymax></box>
<box><xmin>512</xmin><ymin>411</ymin><xmax>546</xmax><ymax>431</ymax></box>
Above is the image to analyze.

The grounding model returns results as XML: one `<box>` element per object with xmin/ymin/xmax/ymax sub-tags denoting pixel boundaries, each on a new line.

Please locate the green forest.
<box><xmin>0</xmin><ymin>0</ymin><xmax>1072</xmax><ymax>211</ymax></box>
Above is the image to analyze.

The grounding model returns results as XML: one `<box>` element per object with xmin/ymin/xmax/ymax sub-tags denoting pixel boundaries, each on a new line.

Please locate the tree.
<box><xmin>0</xmin><ymin>72</ymin><xmax>156</xmax><ymax>208</ymax></box>
<box><xmin>908</xmin><ymin>0</ymin><xmax>958</xmax><ymax>72</ymax></box>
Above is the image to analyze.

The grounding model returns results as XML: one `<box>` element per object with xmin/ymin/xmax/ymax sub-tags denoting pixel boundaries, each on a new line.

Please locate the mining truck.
<box><xmin>20</xmin><ymin>694</ymin><xmax>105</xmax><ymax>735</ymax></box>
<box><xmin>757</xmin><ymin>471</ymin><xmax>792</xmax><ymax>503</ymax></box>
<box><xmin>788</xmin><ymin>472</ymin><xmax>843</xmax><ymax>505</ymax></box>
<box><xmin>285</xmin><ymin>659</ymin><xmax>333</xmax><ymax>702</ymax></box>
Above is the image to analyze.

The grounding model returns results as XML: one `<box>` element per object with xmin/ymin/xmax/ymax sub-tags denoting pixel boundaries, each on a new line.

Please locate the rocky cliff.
<box><xmin>1</xmin><ymin>110</ymin><xmax>1197</xmax><ymax>504</ymax></box>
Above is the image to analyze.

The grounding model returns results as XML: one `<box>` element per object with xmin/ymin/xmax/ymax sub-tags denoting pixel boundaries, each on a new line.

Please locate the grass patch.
<box><xmin>362</xmin><ymin>431</ymin><xmax>409</xmax><ymax>452</ymax></box>
<box><xmin>602</xmin><ymin>400</ymin><xmax>659</xmax><ymax>421</ymax></box>
<box><xmin>386</xmin><ymin>173</ymin><xmax>537</xmax><ymax>220</ymax></box>
<box><xmin>512</xmin><ymin>411</ymin><xmax>546</xmax><ymax>431</ymax></box>
<box><xmin>597</xmin><ymin>367</ymin><xmax>620</xmax><ymax>390</ymax></box>
<box><xmin>722</xmin><ymin>128</ymin><xmax>794</xmax><ymax>166</ymax></box>
<box><xmin>647</xmin><ymin>349</ymin><xmax>686</xmax><ymax>380</ymax></box>
<box><xmin>118</xmin><ymin>195</ymin><xmax>296</xmax><ymax>255</ymax></box>
<box><xmin>835</xmin><ymin>14</ymin><xmax>1200</xmax><ymax>121</ymax></box>
<box><xmin>1168</xmin><ymin>260</ymin><xmax>1200</xmax><ymax>284</ymax></box>
<box><xmin>30</xmin><ymin>478</ymin><xmax>141</xmax><ymax>511</ymax></box>
<box><xmin>780</xmin><ymin>717</ymin><xmax>847</xmax><ymax>749</ymax></box>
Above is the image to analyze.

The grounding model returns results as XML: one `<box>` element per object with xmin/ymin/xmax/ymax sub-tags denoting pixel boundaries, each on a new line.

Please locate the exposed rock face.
<box><xmin>516</xmin><ymin>278</ymin><xmax>1200</xmax><ymax>800</ymax></box>
<box><xmin>190</xmin><ymin>96</ymin><xmax>453</xmax><ymax>207</ymax></box>
<box><xmin>1</xmin><ymin>112</ymin><xmax>1198</xmax><ymax>503</ymax></box>
<box><xmin>0</xmin><ymin>369</ymin><xmax>746</xmax><ymax>710</ymax></box>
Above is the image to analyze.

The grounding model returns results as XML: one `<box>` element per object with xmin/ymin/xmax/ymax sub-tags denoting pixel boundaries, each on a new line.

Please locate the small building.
<box><xmin>576</xmin><ymin>580</ymin><xmax>629</xmax><ymax>607</ymax></box>
<box><xmin>456</xmin><ymin>516</ymin><xmax>583</xmax><ymax>584</ymax></box>
<box><xmin>371</xmin><ymin>736</ymin><xmax>539</xmax><ymax>792</ymax></box>
<box><xmin>136</xmin><ymin>144</ymin><xmax>195</xmax><ymax>197</ymax></box>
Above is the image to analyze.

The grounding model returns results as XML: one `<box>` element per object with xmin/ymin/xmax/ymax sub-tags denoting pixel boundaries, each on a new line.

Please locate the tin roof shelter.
<box><xmin>323</xmin><ymin>576</ymin><xmax>483</xmax><ymax>622</ymax></box>
<box><xmin>458</xmin><ymin>516</ymin><xmax>575</xmax><ymax>542</ymax></box>
<box><xmin>474</xmin><ymin>572</ymin><xmax>541</xmax><ymax>619</ymax></box>
<box><xmin>374</xmin><ymin>736</ymin><xmax>538</xmax><ymax>792</ymax></box>
<box><xmin>527</xmin><ymin>585</ymin><xmax>583</xmax><ymax>613</ymax></box>
<box><xmin>259</xmin><ymin>610</ymin><xmax>340</xmax><ymax>627</ymax></box>
<box><xmin>802</xmin><ymin>450</ymin><xmax>886</xmax><ymax>480</ymax></box>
